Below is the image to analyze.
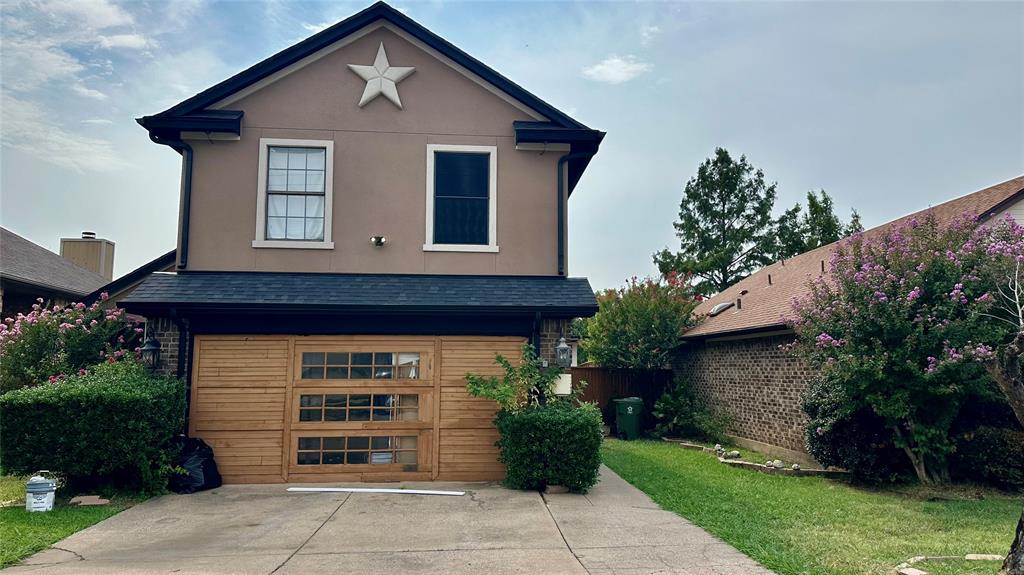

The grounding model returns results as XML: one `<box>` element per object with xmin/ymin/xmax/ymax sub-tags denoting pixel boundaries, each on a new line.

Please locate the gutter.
<box><xmin>556</xmin><ymin>151</ymin><xmax>592</xmax><ymax>276</ymax></box>
<box><xmin>147</xmin><ymin>133</ymin><xmax>193</xmax><ymax>270</ymax></box>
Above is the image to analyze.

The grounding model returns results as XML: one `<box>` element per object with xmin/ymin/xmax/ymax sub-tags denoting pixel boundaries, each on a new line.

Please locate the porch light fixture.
<box><xmin>555</xmin><ymin>334</ymin><xmax>572</xmax><ymax>369</ymax></box>
<box><xmin>140</xmin><ymin>337</ymin><xmax>161</xmax><ymax>371</ymax></box>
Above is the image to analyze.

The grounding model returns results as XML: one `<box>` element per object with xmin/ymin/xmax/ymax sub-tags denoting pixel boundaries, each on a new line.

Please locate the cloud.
<box><xmin>72</xmin><ymin>85</ymin><xmax>108</xmax><ymax>100</ymax></box>
<box><xmin>582</xmin><ymin>55</ymin><xmax>652</xmax><ymax>84</ymax></box>
<box><xmin>1</xmin><ymin>38</ymin><xmax>84</xmax><ymax>92</ymax></box>
<box><xmin>37</xmin><ymin>0</ymin><xmax>133</xmax><ymax>30</ymax></box>
<box><xmin>640</xmin><ymin>25</ymin><xmax>661</xmax><ymax>46</ymax></box>
<box><xmin>301</xmin><ymin>21</ymin><xmax>331</xmax><ymax>34</ymax></box>
<box><xmin>1</xmin><ymin>94</ymin><xmax>126</xmax><ymax>173</ymax></box>
<box><xmin>98</xmin><ymin>34</ymin><xmax>152</xmax><ymax>49</ymax></box>
<box><xmin>81</xmin><ymin>118</ymin><xmax>114</xmax><ymax>125</ymax></box>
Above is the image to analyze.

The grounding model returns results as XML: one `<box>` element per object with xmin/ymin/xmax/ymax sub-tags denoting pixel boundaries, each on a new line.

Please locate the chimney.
<box><xmin>60</xmin><ymin>231</ymin><xmax>115</xmax><ymax>280</ymax></box>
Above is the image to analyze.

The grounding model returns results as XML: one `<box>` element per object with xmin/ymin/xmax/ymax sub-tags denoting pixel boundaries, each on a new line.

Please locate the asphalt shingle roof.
<box><xmin>685</xmin><ymin>175</ymin><xmax>1024</xmax><ymax>338</ymax></box>
<box><xmin>121</xmin><ymin>272</ymin><xmax>598</xmax><ymax>316</ymax></box>
<box><xmin>0</xmin><ymin>228</ymin><xmax>108</xmax><ymax>297</ymax></box>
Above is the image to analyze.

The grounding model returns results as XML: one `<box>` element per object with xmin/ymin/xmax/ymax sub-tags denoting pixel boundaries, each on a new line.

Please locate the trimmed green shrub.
<box><xmin>494</xmin><ymin>402</ymin><xmax>603</xmax><ymax>492</ymax></box>
<box><xmin>653</xmin><ymin>378</ymin><xmax>728</xmax><ymax>442</ymax></box>
<box><xmin>951</xmin><ymin>427</ymin><xmax>1024</xmax><ymax>490</ymax></box>
<box><xmin>0</xmin><ymin>360</ymin><xmax>185</xmax><ymax>493</ymax></box>
<box><xmin>802</xmin><ymin>375</ymin><xmax>912</xmax><ymax>484</ymax></box>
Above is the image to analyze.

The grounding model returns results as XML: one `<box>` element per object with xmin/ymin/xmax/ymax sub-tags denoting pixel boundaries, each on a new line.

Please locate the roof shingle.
<box><xmin>121</xmin><ymin>272</ymin><xmax>598</xmax><ymax>317</ymax></box>
<box><xmin>685</xmin><ymin>175</ymin><xmax>1024</xmax><ymax>338</ymax></box>
<box><xmin>0</xmin><ymin>228</ymin><xmax>108</xmax><ymax>297</ymax></box>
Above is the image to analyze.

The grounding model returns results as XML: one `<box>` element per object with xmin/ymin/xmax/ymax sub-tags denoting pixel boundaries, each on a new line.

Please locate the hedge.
<box><xmin>494</xmin><ymin>402</ymin><xmax>603</xmax><ymax>493</ymax></box>
<box><xmin>0</xmin><ymin>360</ymin><xmax>185</xmax><ymax>493</ymax></box>
<box><xmin>951</xmin><ymin>426</ymin><xmax>1024</xmax><ymax>490</ymax></box>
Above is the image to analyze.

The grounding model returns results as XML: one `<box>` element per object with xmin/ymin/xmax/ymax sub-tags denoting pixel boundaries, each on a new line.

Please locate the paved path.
<box><xmin>4</xmin><ymin>466</ymin><xmax>773</xmax><ymax>574</ymax></box>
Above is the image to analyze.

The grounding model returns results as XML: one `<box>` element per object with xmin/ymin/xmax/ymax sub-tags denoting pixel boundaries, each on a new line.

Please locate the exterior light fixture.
<box><xmin>370</xmin><ymin>235</ymin><xmax>387</xmax><ymax>247</ymax></box>
<box><xmin>555</xmin><ymin>334</ymin><xmax>572</xmax><ymax>369</ymax></box>
<box><xmin>140</xmin><ymin>337</ymin><xmax>161</xmax><ymax>371</ymax></box>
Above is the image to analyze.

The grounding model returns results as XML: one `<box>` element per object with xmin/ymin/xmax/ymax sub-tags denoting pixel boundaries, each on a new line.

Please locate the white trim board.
<box><xmin>210</xmin><ymin>22</ymin><xmax>547</xmax><ymax>123</ymax></box>
<box><xmin>424</xmin><ymin>144</ymin><xmax>498</xmax><ymax>253</ymax></box>
<box><xmin>252</xmin><ymin>137</ymin><xmax>335</xmax><ymax>250</ymax></box>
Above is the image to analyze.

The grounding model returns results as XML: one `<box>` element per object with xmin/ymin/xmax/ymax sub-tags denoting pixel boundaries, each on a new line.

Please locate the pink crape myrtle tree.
<box><xmin>0</xmin><ymin>295</ymin><xmax>144</xmax><ymax>393</ymax></box>
<box><xmin>787</xmin><ymin>213</ymin><xmax>1001</xmax><ymax>485</ymax></box>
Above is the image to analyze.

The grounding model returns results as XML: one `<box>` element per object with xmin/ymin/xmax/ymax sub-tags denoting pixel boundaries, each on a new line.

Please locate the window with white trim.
<box><xmin>424</xmin><ymin>144</ymin><xmax>497</xmax><ymax>252</ymax></box>
<box><xmin>253</xmin><ymin>138</ymin><xmax>334</xmax><ymax>249</ymax></box>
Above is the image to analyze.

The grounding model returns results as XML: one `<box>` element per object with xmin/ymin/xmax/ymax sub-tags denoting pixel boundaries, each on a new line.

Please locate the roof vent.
<box><xmin>708</xmin><ymin>302</ymin><xmax>734</xmax><ymax>317</ymax></box>
<box><xmin>739</xmin><ymin>289</ymin><xmax>749</xmax><ymax>296</ymax></box>
<box><xmin>81</xmin><ymin>231</ymin><xmax>96</xmax><ymax>239</ymax></box>
<box><xmin>768</xmin><ymin>274</ymin><xmax>773</xmax><ymax>286</ymax></box>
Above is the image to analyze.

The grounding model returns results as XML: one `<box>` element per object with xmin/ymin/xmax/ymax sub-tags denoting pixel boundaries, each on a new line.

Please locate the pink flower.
<box><xmin>74</xmin><ymin>302</ymin><xmax>85</xmax><ymax>310</ymax></box>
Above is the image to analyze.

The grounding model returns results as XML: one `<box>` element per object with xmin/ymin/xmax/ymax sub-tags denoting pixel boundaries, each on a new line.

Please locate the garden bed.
<box><xmin>604</xmin><ymin>440</ymin><xmax>1020</xmax><ymax>575</ymax></box>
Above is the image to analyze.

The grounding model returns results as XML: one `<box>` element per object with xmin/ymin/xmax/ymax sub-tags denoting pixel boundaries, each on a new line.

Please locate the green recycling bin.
<box><xmin>613</xmin><ymin>397</ymin><xmax>644</xmax><ymax>440</ymax></box>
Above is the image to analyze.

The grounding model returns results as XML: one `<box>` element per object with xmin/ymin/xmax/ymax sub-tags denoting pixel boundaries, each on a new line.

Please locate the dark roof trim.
<box><xmin>84</xmin><ymin>249</ymin><xmax>177</xmax><ymax>304</ymax></box>
<box><xmin>680</xmin><ymin>322</ymin><xmax>792</xmax><ymax>342</ymax></box>
<box><xmin>137</xmin><ymin>110</ymin><xmax>244</xmax><ymax>138</ymax></box>
<box><xmin>146</xmin><ymin>1</ymin><xmax>586</xmax><ymax>131</ymax></box>
<box><xmin>123</xmin><ymin>301</ymin><xmax>597</xmax><ymax>318</ymax></box>
<box><xmin>514</xmin><ymin>121</ymin><xmax>605</xmax><ymax>194</ymax></box>
<box><xmin>980</xmin><ymin>186</ymin><xmax>1024</xmax><ymax>223</ymax></box>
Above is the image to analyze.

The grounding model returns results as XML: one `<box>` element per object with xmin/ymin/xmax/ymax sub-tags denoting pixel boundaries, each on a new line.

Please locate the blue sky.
<box><xmin>1</xmin><ymin>0</ymin><xmax>1022</xmax><ymax>290</ymax></box>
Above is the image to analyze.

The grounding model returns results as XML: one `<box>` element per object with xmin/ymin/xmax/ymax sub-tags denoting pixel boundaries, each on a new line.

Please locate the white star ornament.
<box><xmin>347</xmin><ymin>42</ymin><xmax>415</xmax><ymax>109</ymax></box>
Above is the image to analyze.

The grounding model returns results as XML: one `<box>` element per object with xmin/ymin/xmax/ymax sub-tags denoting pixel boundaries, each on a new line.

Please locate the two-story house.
<box><xmin>123</xmin><ymin>2</ymin><xmax>604</xmax><ymax>484</ymax></box>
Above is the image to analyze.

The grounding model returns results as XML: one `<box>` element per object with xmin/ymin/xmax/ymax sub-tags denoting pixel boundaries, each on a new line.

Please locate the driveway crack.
<box><xmin>540</xmin><ymin>492</ymin><xmax>590</xmax><ymax>575</ymax></box>
<box><xmin>269</xmin><ymin>493</ymin><xmax>350</xmax><ymax>574</ymax></box>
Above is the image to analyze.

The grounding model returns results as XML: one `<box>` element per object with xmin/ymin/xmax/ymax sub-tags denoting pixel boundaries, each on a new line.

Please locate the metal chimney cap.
<box><xmin>81</xmin><ymin>231</ymin><xmax>96</xmax><ymax>239</ymax></box>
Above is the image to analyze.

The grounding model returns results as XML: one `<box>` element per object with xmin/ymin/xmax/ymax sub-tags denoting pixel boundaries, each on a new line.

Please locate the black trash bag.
<box><xmin>169</xmin><ymin>436</ymin><xmax>222</xmax><ymax>494</ymax></box>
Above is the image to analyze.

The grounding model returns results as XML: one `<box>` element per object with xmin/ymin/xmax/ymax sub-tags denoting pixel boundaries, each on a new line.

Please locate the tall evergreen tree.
<box><xmin>653</xmin><ymin>148</ymin><xmax>777</xmax><ymax>297</ymax></box>
<box><xmin>770</xmin><ymin>190</ymin><xmax>862</xmax><ymax>260</ymax></box>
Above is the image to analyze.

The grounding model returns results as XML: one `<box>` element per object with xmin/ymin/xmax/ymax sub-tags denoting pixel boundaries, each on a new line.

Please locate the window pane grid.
<box><xmin>298</xmin><ymin>393</ymin><xmax>419</xmax><ymax>422</ymax></box>
<box><xmin>296</xmin><ymin>435</ymin><xmax>418</xmax><ymax>465</ymax></box>
<box><xmin>265</xmin><ymin>146</ymin><xmax>326</xmax><ymax>241</ymax></box>
<box><xmin>300</xmin><ymin>351</ymin><xmax>420</xmax><ymax>380</ymax></box>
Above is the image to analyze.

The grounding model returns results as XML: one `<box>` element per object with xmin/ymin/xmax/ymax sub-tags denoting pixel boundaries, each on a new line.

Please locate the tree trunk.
<box><xmin>1005</xmin><ymin>509</ymin><xmax>1024</xmax><ymax>575</ymax></box>
<box><xmin>986</xmin><ymin>333</ymin><xmax>1024</xmax><ymax>426</ymax></box>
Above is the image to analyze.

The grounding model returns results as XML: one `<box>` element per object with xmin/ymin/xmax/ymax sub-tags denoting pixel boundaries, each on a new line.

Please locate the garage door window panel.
<box><xmin>299</xmin><ymin>351</ymin><xmax>421</xmax><ymax>381</ymax></box>
<box><xmin>295</xmin><ymin>434</ymin><xmax>418</xmax><ymax>466</ymax></box>
<box><xmin>297</xmin><ymin>392</ymin><xmax>420</xmax><ymax>423</ymax></box>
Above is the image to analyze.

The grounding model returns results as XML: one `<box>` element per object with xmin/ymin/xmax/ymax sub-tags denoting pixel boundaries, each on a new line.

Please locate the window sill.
<box><xmin>423</xmin><ymin>244</ymin><xmax>499</xmax><ymax>253</ymax></box>
<box><xmin>252</xmin><ymin>239</ymin><xmax>335</xmax><ymax>250</ymax></box>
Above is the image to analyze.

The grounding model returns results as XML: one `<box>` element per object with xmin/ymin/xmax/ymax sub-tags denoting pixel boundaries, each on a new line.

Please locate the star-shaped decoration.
<box><xmin>347</xmin><ymin>42</ymin><xmax>415</xmax><ymax>109</ymax></box>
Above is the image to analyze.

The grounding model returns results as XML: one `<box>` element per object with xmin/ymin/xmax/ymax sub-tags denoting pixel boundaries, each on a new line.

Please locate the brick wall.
<box><xmin>146</xmin><ymin>317</ymin><xmax>182</xmax><ymax>377</ymax></box>
<box><xmin>670</xmin><ymin>334</ymin><xmax>815</xmax><ymax>453</ymax></box>
<box><xmin>538</xmin><ymin>318</ymin><xmax>571</xmax><ymax>367</ymax></box>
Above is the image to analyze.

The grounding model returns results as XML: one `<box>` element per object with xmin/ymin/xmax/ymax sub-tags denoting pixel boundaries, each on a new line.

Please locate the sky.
<box><xmin>1</xmin><ymin>0</ymin><xmax>1022</xmax><ymax>290</ymax></box>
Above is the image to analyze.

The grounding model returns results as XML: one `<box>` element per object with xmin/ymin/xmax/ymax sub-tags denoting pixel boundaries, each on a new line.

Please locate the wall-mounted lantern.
<box><xmin>140</xmin><ymin>337</ymin><xmax>161</xmax><ymax>371</ymax></box>
<box><xmin>555</xmin><ymin>334</ymin><xmax>572</xmax><ymax>369</ymax></box>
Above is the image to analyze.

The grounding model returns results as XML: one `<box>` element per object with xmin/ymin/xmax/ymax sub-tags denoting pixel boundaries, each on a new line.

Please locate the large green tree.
<box><xmin>653</xmin><ymin>148</ymin><xmax>777</xmax><ymax>297</ymax></box>
<box><xmin>771</xmin><ymin>190</ymin><xmax>863</xmax><ymax>259</ymax></box>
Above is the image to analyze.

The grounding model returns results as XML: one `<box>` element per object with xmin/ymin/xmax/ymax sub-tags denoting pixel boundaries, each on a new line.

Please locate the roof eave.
<box><xmin>120</xmin><ymin>301</ymin><xmax>598</xmax><ymax>318</ymax></box>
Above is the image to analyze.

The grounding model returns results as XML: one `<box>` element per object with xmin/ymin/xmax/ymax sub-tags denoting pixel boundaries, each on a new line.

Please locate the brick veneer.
<box><xmin>538</xmin><ymin>318</ymin><xmax>571</xmax><ymax>367</ymax></box>
<box><xmin>145</xmin><ymin>317</ymin><xmax>181</xmax><ymax>377</ymax></box>
<box><xmin>670</xmin><ymin>333</ymin><xmax>815</xmax><ymax>453</ymax></box>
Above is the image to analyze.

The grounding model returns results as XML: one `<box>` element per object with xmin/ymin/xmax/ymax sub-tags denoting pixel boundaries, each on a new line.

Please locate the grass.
<box><xmin>602</xmin><ymin>440</ymin><xmax>1021</xmax><ymax>575</ymax></box>
<box><xmin>0</xmin><ymin>476</ymin><xmax>146</xmax><ymax>568</ymax></box>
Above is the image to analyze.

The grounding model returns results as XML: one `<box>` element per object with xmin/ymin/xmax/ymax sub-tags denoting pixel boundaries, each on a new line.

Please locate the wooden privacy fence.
<box><xmin>570</xmin><ymin>367</ymin><xmax>673</xmax><ymax>429</ymax></box>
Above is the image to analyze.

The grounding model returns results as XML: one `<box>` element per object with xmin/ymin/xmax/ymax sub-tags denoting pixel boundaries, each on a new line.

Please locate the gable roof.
<box><xmin>137</xmin><ymin>1</ymin><xmax>603</xmax><ymax>193</ymax></box>
<box><xmin>0</xmin><ymin>228</ymin><xmax>108</xmax><ymax>297</ymax></box>
<box><xmin>684</xmin><ymin>175</ymin><xmax>1024</xmax><ymax>339</ymax></box>
<box><xmin>83</xmin><ymin>249</ymin><xmax>176</xmax><ymax>304</ymax></box>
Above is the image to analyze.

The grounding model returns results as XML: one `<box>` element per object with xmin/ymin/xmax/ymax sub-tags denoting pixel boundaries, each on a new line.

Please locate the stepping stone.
<box><xmin>69</xmin><ymin>495</ymin><xmax>110</xmax><ymax>506</ymax></box>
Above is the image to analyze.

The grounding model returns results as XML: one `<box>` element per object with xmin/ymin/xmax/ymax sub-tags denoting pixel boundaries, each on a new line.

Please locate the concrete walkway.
<box><xmin>4</xmin><ymin>466</ymin><xmax>773</xmax><ymax>575</ymax></box>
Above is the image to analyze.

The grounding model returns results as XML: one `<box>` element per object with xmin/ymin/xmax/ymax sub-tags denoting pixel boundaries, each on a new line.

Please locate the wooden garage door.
<box><xmin>190</xmin><ymin>335</ymin><xmax>523</xmax><ymax>484</ymax></box>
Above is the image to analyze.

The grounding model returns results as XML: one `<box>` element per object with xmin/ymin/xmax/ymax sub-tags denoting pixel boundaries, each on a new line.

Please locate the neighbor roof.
<box><xmin>684</xmin><ymin>175</ymin><xmax>1024</xmax><ymax>339</ymax></box>
<box><xmin>136</xmin><ymin>2</ymin><xmax>603</xmax><ymax>192</ymax></box>
<box><xmin>83</xmin><ymin>249</ymin><xmax>176</xmax><ymax>304</ymax></box>
<box><xmin>121</xmin><ymin>272</ymin><xmax>598</xmax><ymax>317</ymax></box>
<box><xmin>0</xmin><ymin>228</ymin><xmax>108</xmax><ymax>297</ymax></box>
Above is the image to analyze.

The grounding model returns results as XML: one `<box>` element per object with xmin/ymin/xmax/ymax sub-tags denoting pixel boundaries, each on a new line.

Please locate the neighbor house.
<box><xmin>672</xmin><ymin>175</ymin><xmax>1024</xmax><ymax>461</ymax></box>
<box><xmin>122</xmin><ymin>2</ymin><xmax>604</xmax><ymax>484</ymax></box>
<box><xmin>1</xmin><ymin>229</ymin><xmax>111</xmax><ymax>317</ymax></box>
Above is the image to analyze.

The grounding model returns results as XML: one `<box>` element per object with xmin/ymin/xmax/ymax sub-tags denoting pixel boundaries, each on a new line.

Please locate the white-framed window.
<box><xmin>253</xmin><ymin>138</ymin><xmax>335</xmax><ymax>249</ymax></box>
<box><xmin>424</xmin><ymin>144</ymin><xmax>498</xmax><ymax>253</ymax></box>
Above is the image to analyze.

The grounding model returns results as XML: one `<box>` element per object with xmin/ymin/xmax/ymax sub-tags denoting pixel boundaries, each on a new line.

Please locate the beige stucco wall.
<box><xmin>185</xmin><ymin>25</ymin><xmax>563</xmax><ymax>276</ymax></box>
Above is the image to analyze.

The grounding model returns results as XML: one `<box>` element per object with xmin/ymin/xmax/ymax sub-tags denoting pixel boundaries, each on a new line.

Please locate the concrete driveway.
<box><xmin>4</xmin><ymin>466</ymin><xmax>772</xmax><ymax>575</ymax></box>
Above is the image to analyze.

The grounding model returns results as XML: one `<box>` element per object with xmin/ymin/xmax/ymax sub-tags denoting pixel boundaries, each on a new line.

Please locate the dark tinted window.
<box><xmin>433</xmin><ymin>152</ymin><xmax>489</xmax><ymax>245</ymax></box>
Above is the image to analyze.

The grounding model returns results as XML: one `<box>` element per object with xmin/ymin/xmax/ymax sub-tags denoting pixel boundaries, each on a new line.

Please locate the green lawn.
<box><xmin>0</xmin><ymin>476</ymin><xmax>145</xmax><ymax>568</ymax></box>
<box><xmin>602</xmin><ymin>440</ymin><xmax>1021</xmax><ymax>575</ymax></box>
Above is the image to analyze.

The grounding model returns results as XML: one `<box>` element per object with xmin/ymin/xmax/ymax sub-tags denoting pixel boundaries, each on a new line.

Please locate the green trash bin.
<box><xmin>613</xmin><ymin>397</ymin><xmax>644</xmax><ymax>440</ymax></box>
